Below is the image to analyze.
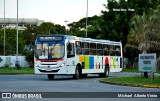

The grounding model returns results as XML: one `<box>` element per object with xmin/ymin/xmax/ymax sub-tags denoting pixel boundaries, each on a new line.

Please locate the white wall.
<box><xmin>0</xmin><ymin>56</ymin><xmax>29</xmax><ymax>68</ymax></box>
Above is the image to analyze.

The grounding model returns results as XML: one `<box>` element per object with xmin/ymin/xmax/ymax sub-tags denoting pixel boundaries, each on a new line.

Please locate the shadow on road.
<box><xmin>44</xmin><ymin>74</ymin><xmax>101</xmax><ymax>81</ymax></box>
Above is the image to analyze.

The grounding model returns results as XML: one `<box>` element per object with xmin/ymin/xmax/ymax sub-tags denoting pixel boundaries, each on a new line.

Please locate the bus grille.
<box><xmin>38</xmin><ymin>69</ymin><xmax>60</xmax><ymax>72</ymax></box>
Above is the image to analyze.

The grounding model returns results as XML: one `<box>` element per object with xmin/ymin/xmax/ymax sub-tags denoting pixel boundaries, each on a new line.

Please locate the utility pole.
<box><xmin>4</xmin><ymin>0</ymin><xmax>5</xmax><ymax>56</ymax></box>
<box><xmin>65</xmin><ymin>20</ymin><xmax>68</xmax><ymax>35</ymax></box>
<box><xmin>16</xmin><ymin>0</ymin><xmax>20</xmax><ymax>69</ymax></box>
<box><xmin>86</xmin><ymin>0</ymin><xmax>88</xmax><ymax>38</ymax></box>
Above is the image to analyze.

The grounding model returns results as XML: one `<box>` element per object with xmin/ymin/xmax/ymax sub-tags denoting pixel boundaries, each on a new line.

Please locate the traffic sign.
<box><xmin>139</xmin><ymin>53</ymin><xmax>157</xmax><ymax>72</ymax></box>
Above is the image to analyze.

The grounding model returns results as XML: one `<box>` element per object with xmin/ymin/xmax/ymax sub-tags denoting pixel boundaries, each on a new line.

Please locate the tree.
<box><xmin>125</xmin><ymin>5</ymin><xmax>160</xmax><ymax>77</ymax></box>
<box><xmin>68</xmin><ymin>0</ymin><xmax>160</xmax><ymax>41</ymax></box>
<box><xmin>25</xmin><ymin>50</ymin><xmax>34</xmax><ymax>67</ymax></box>
<box><xmin>37</xmin><ymin>22</ymin><xmax>55</xmax><ymax>34</ymax></box>
<box><xmin>126</xmin><ymin>6</ymin><xmax>160</xmax><ymax>53</ymax></box>
<box><xmin>99</xmin><ymin>0</ymin><xmax>160</xmax><ymax>71</ymax></box>
<box><xmin>101</xmin><ymin>0</ymin><xmax>132</xmax><ymax>45</ymax></box>
<box><xmin>68</xmin><ymin>15</ymin><xmax>102</xmax><ymax>38</ymax></box>
<box><xmin>101</xmin><ymin>0</ymin><xmax>160</xmax><ymax>45</ymax></box>
<box><xmin>36</xmin><ymin>22</ymin><xmax>66</xmax><ymax>34</ymax></box>
<box><xmin>0</xmin><ymin>29</ymin><xmax>25</xmax><ymax>55</ymax></box>
<box><xmin>125</xmin><ymin>13</ymin><xmax>150</xmax><ymax>69</ymax></box>
<box><xmin>54</xmin><ymin>24</ymin><xmax>66</xmax><ymax>34</ymax></box>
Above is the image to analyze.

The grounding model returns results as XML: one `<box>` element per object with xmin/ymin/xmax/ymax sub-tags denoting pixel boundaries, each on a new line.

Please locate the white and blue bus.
<box><xmin>34</xmin><ymin>34</ymin><xmax>123</xmax><ymax>80</ymax></box>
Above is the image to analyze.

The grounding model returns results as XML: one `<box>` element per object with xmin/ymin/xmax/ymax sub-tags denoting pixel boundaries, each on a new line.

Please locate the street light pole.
<box><xmin>65</xmin><ymin>20</ymin><xmax>68</xmax><ymax>35</ymax></box>
<box><xmin>4</xmin><ymin>0</ymin><xmax>5</xmax><ymax>56</ymax></box>
<box><xmin>86</xmin><ymin>0</ymin><xmax>88</xmax><ymax>38</ymax></box>
<box><xmin>16</xmin><ymin>0</ymin><xmax>19</xmax><ymax>68</ymax></box>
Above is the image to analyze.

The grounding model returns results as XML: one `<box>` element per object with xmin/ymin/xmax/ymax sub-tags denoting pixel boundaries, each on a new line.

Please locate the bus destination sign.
<box><xmin>38</xmin><ymin>36</ymin><xmax>63</xmax><ymax>42</ymax></box>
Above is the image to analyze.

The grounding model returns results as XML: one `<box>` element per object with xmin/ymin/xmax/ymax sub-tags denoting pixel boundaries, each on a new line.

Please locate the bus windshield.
<box><xmin>35</xmin><ymin>42</ymin><xmax>65</xmax><ymax>60</ymax></box>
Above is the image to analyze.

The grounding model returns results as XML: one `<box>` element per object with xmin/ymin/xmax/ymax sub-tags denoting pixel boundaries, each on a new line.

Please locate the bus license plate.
<box><xmin>46</xmin><ymin>68</ymin><xmax>52</xmax><ymax>71</ymax></box>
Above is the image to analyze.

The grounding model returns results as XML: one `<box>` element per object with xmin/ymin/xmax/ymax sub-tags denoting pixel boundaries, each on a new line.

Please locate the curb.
<box><xmin>0</xmin><ymin>73</ymin><xmax>34</xmax><ymax>75</ymax></box>
<box><xmin>99</xmin><ymin>80</ymin><xmax>160</xmax><ymax>89</ymax></box>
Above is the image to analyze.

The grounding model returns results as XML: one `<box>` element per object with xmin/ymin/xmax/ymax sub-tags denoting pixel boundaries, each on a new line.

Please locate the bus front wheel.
<box><xmin>48</xmin><ymin>74</ymin><xmax>55</xmax><ymax>80</ymax></box>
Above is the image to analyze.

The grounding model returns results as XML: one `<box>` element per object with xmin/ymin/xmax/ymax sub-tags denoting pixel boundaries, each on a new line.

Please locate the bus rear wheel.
<box><xmin>99</xmin><ymin>65</ymin><xmax>109</xmax><ymax>78</ymax></box>
<box><xmin>48</xmin><ymin>74</ymin><xmax>55</xmax><ymax>80</ymax></box>
<box><xmin>73</xmin><ymin>66</ymin><xmax>81</xmax><ymax>79</ymax></box>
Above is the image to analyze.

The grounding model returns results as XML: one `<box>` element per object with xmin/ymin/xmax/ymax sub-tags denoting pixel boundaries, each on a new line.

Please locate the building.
<box><xmin>0</xmin><ymin>18</ymin><xmax>44</xmax><ymax>30</ymax></box>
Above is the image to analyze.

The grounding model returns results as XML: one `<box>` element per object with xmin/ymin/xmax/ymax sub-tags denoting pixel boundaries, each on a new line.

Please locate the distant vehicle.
<box><xmin>34</xmin><ymin>34</ymin><xmax>123</xmax><ymax>80</ymax></box>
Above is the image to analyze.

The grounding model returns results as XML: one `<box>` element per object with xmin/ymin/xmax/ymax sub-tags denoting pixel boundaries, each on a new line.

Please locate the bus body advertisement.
<box><xmin>34</xmin><ymin>35</ymin><xmax>123</xmax><ymax>80</ymax></box>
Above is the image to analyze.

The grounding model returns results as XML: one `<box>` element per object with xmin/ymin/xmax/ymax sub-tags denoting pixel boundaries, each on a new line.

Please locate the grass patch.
<box><xmin>122</xmin><ymin>68</ymin><xmax>160</xmax><ymax>74</ymax></box>
<box><xmin>101</xmin><ymin>76</ymin><xmax>160</xmax><ymax>86</ymax></box>
<box><xmin>0</xmin><ymin>67</ymin><xmax>34</xmax><ymax>74</ymax></box>
<box><xmin>122</xmin><ymin>68</ymin><xmax>139</xmax><ymax>72</ymax></box>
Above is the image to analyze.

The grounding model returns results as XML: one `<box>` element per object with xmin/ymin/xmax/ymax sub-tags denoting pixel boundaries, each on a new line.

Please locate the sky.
<box><xmin>0</xmin><ymin>0</ymin><xmax>107</xmax><ymax>26</ymax></box>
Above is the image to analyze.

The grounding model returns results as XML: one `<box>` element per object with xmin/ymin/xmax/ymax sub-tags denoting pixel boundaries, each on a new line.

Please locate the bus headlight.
<box><xmin>60</xmin><ymin>63</ymin><xmax>65</xmax><ymax>67</ymax></box>
<box><xmin>35</xmin><ymin>63</ymin><xmax>39</xmax><ymax>67</ymax></box>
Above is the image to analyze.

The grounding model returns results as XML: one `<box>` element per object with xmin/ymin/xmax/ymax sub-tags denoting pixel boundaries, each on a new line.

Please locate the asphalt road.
<box><xmin>0</xmin><ymin>72</ymin><xmax>160</xmax><ymax>101</ymax></box>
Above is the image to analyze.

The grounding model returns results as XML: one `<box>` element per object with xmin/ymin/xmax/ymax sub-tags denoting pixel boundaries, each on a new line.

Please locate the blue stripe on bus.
<box><xmin>90</xmin><ymin>56</ymin><xmax>94</xmax><ymax>69</ymax></box>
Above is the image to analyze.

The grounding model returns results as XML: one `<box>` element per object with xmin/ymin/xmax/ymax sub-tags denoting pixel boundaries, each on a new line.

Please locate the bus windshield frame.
<box><xmin>35</xmin><ymin>41</ymin><xmax>65</xmax><ymax>60</ymax></box>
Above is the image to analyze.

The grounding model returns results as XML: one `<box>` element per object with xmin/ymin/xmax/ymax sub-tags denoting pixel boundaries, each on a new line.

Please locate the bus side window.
<box><xmin>115</xmin><ymin>46</ymin><xmax>121</xmax><ymax>56</ymax></box>
<box><xmin>67</xmin><ymin>43</ymin><xmax>75</xmax><ymax>58</ymax></box>
<box><xmin>82</xmin><ymin>42</ymin><xmax>89</xmax><ymax>55</ymax></box>
<box><xmin>109</xmin><ymin>45</ymin><xmax>115</xmax><ymax>56</ymax></box>
<box><xmin>76</xmin><ymin>41</ymin><xmax>82</xmax><ymax>55</ymax></box>
<box><xmin>97</xmin><ymin>43</ymin><xmax>103</xmax><ymax>56</ymax></box>
<box><xmin>90</xmin><ymin>43</ymin><xmax>96</xmax><ymax>55</ymax></box>
<box><xmin>103</xmin><ymin>44</ymin><xmax>109</xmax><ymax>56</ymax></box>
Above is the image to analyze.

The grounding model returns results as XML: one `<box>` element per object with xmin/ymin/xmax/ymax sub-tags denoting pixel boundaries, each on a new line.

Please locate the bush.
<box><xmin>25</xmin><ymin>51</ymin><xmax>34</xmax><ymax>67</ymax></box>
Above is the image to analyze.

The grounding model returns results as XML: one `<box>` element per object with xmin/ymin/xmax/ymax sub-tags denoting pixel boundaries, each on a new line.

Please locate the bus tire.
<box><xmin>99</xmin><ymin>65</ymin><xmax>109</xmax><ymax>78</ymax></box>
<box><xmin>73</xmin><ymin>66</ymin><xmax>81</xmax><ymax>79</ymax></box>
<box><xmin>48</xmin><ymin>74</ymin><xmax>54</xmax><ymax>80</ymax></box>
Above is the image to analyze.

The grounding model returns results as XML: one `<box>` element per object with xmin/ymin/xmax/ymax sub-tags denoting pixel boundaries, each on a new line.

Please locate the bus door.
<box><xmin>66</xmin><ymin>43</ymin><xmax>76</xmax><ymax>74</ymax></box>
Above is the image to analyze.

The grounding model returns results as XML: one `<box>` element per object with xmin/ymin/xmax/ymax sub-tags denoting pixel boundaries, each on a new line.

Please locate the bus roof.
<box><xmin>36</xmin><ymin>34</ymin><xmax>121</xmax><ymax>45</ymax></box>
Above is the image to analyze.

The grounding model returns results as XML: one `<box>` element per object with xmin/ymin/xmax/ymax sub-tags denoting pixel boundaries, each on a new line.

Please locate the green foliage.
<box><xmin>122</xmin><ymin>68</ymin><xmax>139</xmax><ymax>72</ymax></box>
<box><xmin>23</xmin><ymin>22</ymin><xmax>66</xmax><ymax>45</ymax></box>
<box><xmin>25</xmin><ymin>51</ymin><xmax>34</xmax><ymax>63</ymax></box>
<box><xmin>101</xmin><ymin>0</ymin><xmax>160</xmax><ymax>45</ymax></box>
<box><xmin>0</xmin><ymin>29</ymin><xmax>25</xmax><ymax>55</ymax></box>
<box><xmin>101</xmin><ymin>0</ymin><xmax>131</xmax><ymax>45</ymax></box>
<box><xmin>125</xmin><ymin>4</ymin><xmax>160</xmax><ymax>69</ymax></box>
<box><xmin>126</xmin><ymin>5</ymin><xmax>160</xmax><ymax>52</ymax></box>
<box><xmin>36</xmin><ymin>22</ymin><xmax>66</xmax><ymax>35</ymax></box>
<box><xmin>0</xmin><ymin>67</ymin><xmax>34</xmax><ymax>74</ymax></box>
<box><xmin>68</xmin><ymin>15</ymin><xmax>102</xmax><ymax>38</ymax></box>
<box><xmin>101</xmin><ymin>76</ymin><xmax>160</xmax><ymax>86</ymax></box>
<box><xmin>68</xmin><ymin>0</ymin><xmax>160</xmax><ymax>45</ymax></box>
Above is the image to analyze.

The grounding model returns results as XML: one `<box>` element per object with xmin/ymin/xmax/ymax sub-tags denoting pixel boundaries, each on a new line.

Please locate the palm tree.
<box><xmin>149</xmin><ymin>5</ymin><xmax>160</xmax><ymax>51</ymax></box>
<box><xmin>125</xmin><ymin>5</ymin><xmax>160</xmax><ymax>77</ymax></box>
<box><xmin>126</xmin><ymin>5</ymin><xmax>160</xmax><ymax>51</ymax></box>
